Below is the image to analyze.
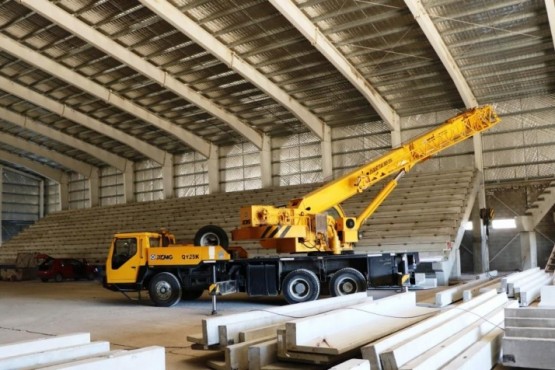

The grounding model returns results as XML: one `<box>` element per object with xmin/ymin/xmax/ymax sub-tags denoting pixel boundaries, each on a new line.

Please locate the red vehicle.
<box><xmin>37</xmin><ymin>255</ymin><xmax>98</xmax><ymax>282</ymax></box>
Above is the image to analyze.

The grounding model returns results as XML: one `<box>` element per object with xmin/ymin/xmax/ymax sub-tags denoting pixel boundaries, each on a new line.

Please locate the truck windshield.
<box><xmin>111</xmin><ymin>238</ymin><xmax>137</xmax><ymax>269</ymax></box>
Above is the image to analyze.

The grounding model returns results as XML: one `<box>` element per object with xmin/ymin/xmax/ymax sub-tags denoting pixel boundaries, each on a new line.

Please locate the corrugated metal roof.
<box><xmin>0</xmin><ymin>0</ymin><xmax>553</xmax><ymax>173</ymax></box>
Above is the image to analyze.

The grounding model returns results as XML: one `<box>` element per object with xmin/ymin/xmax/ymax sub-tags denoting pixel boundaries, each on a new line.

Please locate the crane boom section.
<box><xmin>288</xmin><ymin>105</ymin><xmax>500</xmax><ymax>214</ymax></box>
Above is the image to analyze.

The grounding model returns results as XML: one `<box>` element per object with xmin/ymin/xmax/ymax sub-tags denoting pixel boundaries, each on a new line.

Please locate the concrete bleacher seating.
<box><xmin>0</xmin><ymin>168</ymin><xmax>478</xmax><ymax>264</ymax></box>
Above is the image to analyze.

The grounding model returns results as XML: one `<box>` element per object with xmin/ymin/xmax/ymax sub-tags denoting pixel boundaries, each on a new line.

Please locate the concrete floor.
<box><xmin>0</xmin><ymin>280</ymin><xmax>288</xmax><ymax>369</ymax></box>
<box><xmin>0</xmin><ymin>280</ymin><xmax>521</xmax><ymax>370</ymax></box>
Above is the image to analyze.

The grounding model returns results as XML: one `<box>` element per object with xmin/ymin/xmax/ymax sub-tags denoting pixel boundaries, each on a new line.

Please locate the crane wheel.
<box><xmin>329</xmin><ymin>267</ymin><xmax>367</xmax><ymax>297</ymax></box>
<box><xmin>149</xmin><ymin>272</ymin><xmax>182</xmax><ymax>307</ymax></box>
<box><xmin>282</xmin><ymin>269</ymin><xmax>320</xmax><ymax>304</ymax></box>
<box><xmin>194</xmin><ymin>225</ymin><xmax>229</xmax><ymax>249</ymax></box>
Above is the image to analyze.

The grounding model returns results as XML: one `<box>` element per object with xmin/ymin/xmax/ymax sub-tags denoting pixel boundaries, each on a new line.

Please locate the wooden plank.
<box><xmin>442</xmin><ymin>327</ymin><xmax>503</xmax><ymax>370</ymax></box>
<box><xmin>0</xmin><ymin>342</ymin><xmax>110</xmax><ymax>369</ymax></box>
<box><xmin>361</xmin><ymin>290</ymin><xmax>497</xmax><ymax>370</ymax></box>
<box><xmin>0</xmin><ymin>333</ymin><xmax>90</xmax><ymax>359</ymax></box>
<box><xmin>502</xmin><ymin>337</ymin><xmax>555</xmax><ymax>369</ymax></box>
<box><xmin>260</xmin><ymin>361</ymin><xmax>321</xmax><ymax>370</ymax></box>
<box><xmin>202</xmin><ymin>293</ymin><xmax>370</xmax><ymax>345</ymax></box>
<box><xmin>37</xmin><ymin>346</ymin><xmax>165</xmax><ymax>370</ymax></box>
<box><xmin>399</xmin><ymin>300</ymin><xmax>516</xmax><ymax>370</ymax></box>
<box><xmin>285</xmin><ymin>293</ymin><xmax>436</xmax><ymax>355</ymax></box>
<box><xmin>380</xmin><ymin>293</ymin><xmax>507</xmax><ymax>370</ymax></box>
<box><xmin>248</xmin><ymin>339</ymin><xmax>277</xmax><ymax>370</ymax></box>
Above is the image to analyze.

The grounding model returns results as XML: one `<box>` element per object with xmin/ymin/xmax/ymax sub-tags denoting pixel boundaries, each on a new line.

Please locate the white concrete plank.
<box><xmin>248</xmin><ymin>339</ymin><xmax>277</xmax><ymax>370</ymax></box>
<box><xmin>226</xmin><ymin>336</ymin><xmax>275</xmax><ymax>370</ymax></box>
<box><xmin>285</xmin><ymin>293</ymin><xmax>436</xmax><ymax>355</ymax></box>
<box><xmin>502</xmin><ymin>267</ymin><xmax>540</xmax><ymax>295</ymax></box>
<box><xmin>240</xmin><ymin>324</ymin><xmax>284</xmax><ymax>343</ymax></box>
<box><xmin>435</xmin><ymin>278</ymin><xmax>494</xmax><ymax>307</ymax></box>
<box><xmin>462</xmin><ymin>279</ymin><xmax>501</xmax><ymax>301</ymax></box>
<box><xmin>539</xmin><ymin>285</ymin><xmax>555</xmax><ymax>307</ymax></box>
<box><xmin>202</xmin><ymin>293</ymin><xmax>370</xmax><ymax>345</ymax></box>
<box><xmin>505</xmin><ymin>317</ymin><xmax>555</xmax><ymax>327</ymax></box>
<box><xmin>506</xmin><ymin>307</ymin><xmax>555</xmax><ymax>318</ymax></box>
<box><xmin>505</xmin><ymin>326</ymin><xmax>555</xmax><ymax>339</ymax></box>
<box><xmin>0</xmin><ymin>333</ymin><xmax>90</xmax><ymax>359</ymax></box>
<box><xmin>329</xmin><ymin>359</ymin><xmax>370</xmax><ymax>370</ymax></box>
<box><xmin>0</xmin><ymin>341</ymin><xmax>109</xmax><ymax>369</ymax></box>
<box><xmin>442</xmin><ymin>327</ymin><xmax>503</xmax><ymax>370</ymax></box>
<box><xmin>399</xmin><ymin>300</ymin><xmax>516</xmax><ymax>370</ymax></box>
<box><xmin>519</xmin><ymin>275</ymin><xmax>553</xmax><ymax>306</ymax></box>
<box><xmin>36</xmin><ymin>346</ymin><xmax>165</xmax><ymax>370</ymax></box>
<box><xmin>360</xmin><ymin>289</ymin><xmax>497</xmax><ymax>370</ymax></box>
<box><xmin>502</xmin><ymin>337</ymin><xmax>555</xmax><ymax>369</ymax></box>
<box><xmin>380</xmin><ymin>293</ymin><xmax>507</xmax><ymax>370</ymax></box>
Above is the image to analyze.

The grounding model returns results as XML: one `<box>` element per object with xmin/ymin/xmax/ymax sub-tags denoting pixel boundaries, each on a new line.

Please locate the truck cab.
<box><xmin>104</xmin><ymin>231</ymin><xmax>230</xmax><ymax>307</ymax></box>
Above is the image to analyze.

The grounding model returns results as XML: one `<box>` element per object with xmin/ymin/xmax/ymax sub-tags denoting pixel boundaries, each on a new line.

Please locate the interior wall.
<box><xmin>1</xmin><ymin>168</ymin><xmax>40</xmax><ymax>243</ymax></box>
<box><xmin>460</xmin><ymin>182</ymin><xmax>555</xmax><ymax>272</ymax></box>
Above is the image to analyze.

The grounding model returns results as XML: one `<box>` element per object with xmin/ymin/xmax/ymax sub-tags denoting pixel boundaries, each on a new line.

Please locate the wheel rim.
<box><xmin>288</xmin><ymin>278</ymin><xmax>311</xmax><ymax>300</ymax></box>
<box><xmin>154</xmin><ymin>280</ymin><xmax>173</xmax><ymax>301</ymax></box>
<box><xmin>336</xmin><ymin>276</ymin><xmax>357</xmax><ymax>294</ymax></box>
<box><xmin>199</xmin><ymin>232</ymin><xmax>220</xmax><ymax>246</ymax></box>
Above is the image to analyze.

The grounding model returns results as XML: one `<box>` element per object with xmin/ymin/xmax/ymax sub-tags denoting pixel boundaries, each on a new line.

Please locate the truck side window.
<box><xmin>111</xmin><ymin>238</ymin><xmax>137</xmax><ymax>269</ymax></box>
<box><xmin>149</xmin><ymin>238</ymin><xmax>160</xmax><ymax>247</ymax></box>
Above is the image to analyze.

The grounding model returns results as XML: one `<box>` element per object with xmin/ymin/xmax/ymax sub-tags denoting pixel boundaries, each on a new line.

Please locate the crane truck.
<box><xmin>103</xmin><ymin>105</ymin><xmax>500</xmax><ymax>306</ymax></box>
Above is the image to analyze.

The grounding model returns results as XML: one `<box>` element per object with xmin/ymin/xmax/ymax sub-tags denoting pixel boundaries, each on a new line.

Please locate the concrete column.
<box><xmin>123</xmin><ymin>162</ymin><xmax>135</xmax><ymax>203</ymax></box>
<box><xmin>391</xmin><ymin>127</ymin><xmax>402</xmax><ymax>148</ymax></box>
<box><xmin>0</xmin><ymin>165</ymin><xmax>2</xmax><ymax>246</ymax></box>
<box><xmin>261</xmin><ymin>135</ymin><xmax>272</xmax><ymax>188</ymax></box>
<box><xmin>321</xmin><ymin>125</ymin><xmax>333</xmax><ymax>181</ymax></box>
<box><xmin>39</xmin><ymin>179</ymin><xmax>44</xmax><ymax>218</ymax></box>
<box><xmin>471</xmin><ymin>201</ymin><xmax>489</xmax><ymax>273</ymax></box>
<box><xmin>451</xmin><ymin>248</ymin><xmax>462</xmax><ymax>279</ymax></box>
<box><xmin>161</xmin><ymin>154</ymin><xmax>174</xmax><ymax>199</ymax></box>
<box><xmin>520</xmin><ymin>231</ymin><xmax>538</xmax><ymax>270</ymax></box>
<box><xmin>88</xmin><ymin>168</ymin><xmax>100</xmax><ymax>207</ymax></box>
<box><xmin>207</xmin><ymin>145</ymin><xmax>220</xmax><ymax>194</ymax></box>
<box><xmin>59</xmin><ymin>173</ymin><xmax>69</xmax><ymax>210</ymax></box>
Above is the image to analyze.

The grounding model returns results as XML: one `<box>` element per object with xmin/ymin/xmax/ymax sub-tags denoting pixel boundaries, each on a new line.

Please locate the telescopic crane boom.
<box><xmin>232</xmin><ymin>105</ymin><xmax>500</xmax><ymax>254</ymax></box>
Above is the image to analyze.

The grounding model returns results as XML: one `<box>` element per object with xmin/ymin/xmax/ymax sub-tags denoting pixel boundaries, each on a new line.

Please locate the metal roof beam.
<box><xmin>0</xmin><ymin>106</ymin><xmax>131</xmax><ymax>173</ymax></box>
<box><xmin>0</xmin><ymin>37</ymin><xmax>206</xmax><ymax>160</ymax></box>
<box><xmin>0</xmin><ymin>75</ymin><xmax>159</xmax><ymax>167</ymax></box>
<box><xmin>405</xmin><ymin>0</ymin><xmax>478</xmax><ymax>108</ymax></box>
<box><xmin>0</xmin><ymin>148</ymin><xmax>64</xmax><ymax>183</ymax></box>
<box><xmin>269</xmin><ymin>0</ymin><xmax>400</xmax><ymax>131</ymax></box>
<box><xmin>0</xmin><ymin>132</ymin><xmax>96</xmax><ymax>178</ymax></box>
<box><xmin>140</xmin><ymin>0</ymin><xmax>326</xmax><ymax>139</ymax></box>
<box><xmin>19</xmin><ymin>0</ymin><xmax>263</xmax><ymax>149</ymax></box>
<box><xmin>547</xmin><ymin>0</ymin><xmax>555</xmax><ymax>51</ymax></box>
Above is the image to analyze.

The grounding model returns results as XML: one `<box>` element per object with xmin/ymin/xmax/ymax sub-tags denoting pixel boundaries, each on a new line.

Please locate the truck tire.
<box><xmin>282</xmin><ymin>269</ymin><xmax>320</xmax><ymax>304</ymax></box>
<box><xmin>194</xmin><ymin>225</ymin><xmax>229</xmax><ymax>249</ymax></box>
<box><xmin>54</xmin><ymin>273</ymin><xmax>63</xmax><ymax>283</ymax></box>
<box><xmin>181</xmin><ymin>289</ymin><xmax>204</xmax><ymax>300</ymax></box>
<box><xmin>329</xmin><ymin>267</ymin><xmax>367</xmax><ymax>297</ymax></box>
<box><xmin>149</xmin><ymin>272</ymin><xmax>182</xmax><ymax>307</ymax></box>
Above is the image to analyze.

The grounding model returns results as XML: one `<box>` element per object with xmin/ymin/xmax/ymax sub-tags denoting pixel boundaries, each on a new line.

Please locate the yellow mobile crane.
<box><xmin>228</xmin><ymin>105</ymin><xmax>500</xmax><ymax>255</ymax></box>
<box><xmin>105</xmin><ymin>106</ymin><xmax>500</xmax><ymax>306</ymax></box>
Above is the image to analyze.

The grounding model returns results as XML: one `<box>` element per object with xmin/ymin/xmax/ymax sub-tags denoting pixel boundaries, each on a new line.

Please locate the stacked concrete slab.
<box><xmin>501</xmin><ymin>267</ymin><xmax>553</xmax><ymax>306</ymax></box>
<box><xmin>0</xmin><ymin>168</ymin><xmax>477</xmax><ymax>265</ymax></box>
<box><xmin>502</xmin><ymin>307</ymin><xmax>555</xmax><ymax>369</ymax></box>
<box><xmin>0</xmin><ymin>332</ymin><xmax>165</xmax><ymax>369</ymax></box>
